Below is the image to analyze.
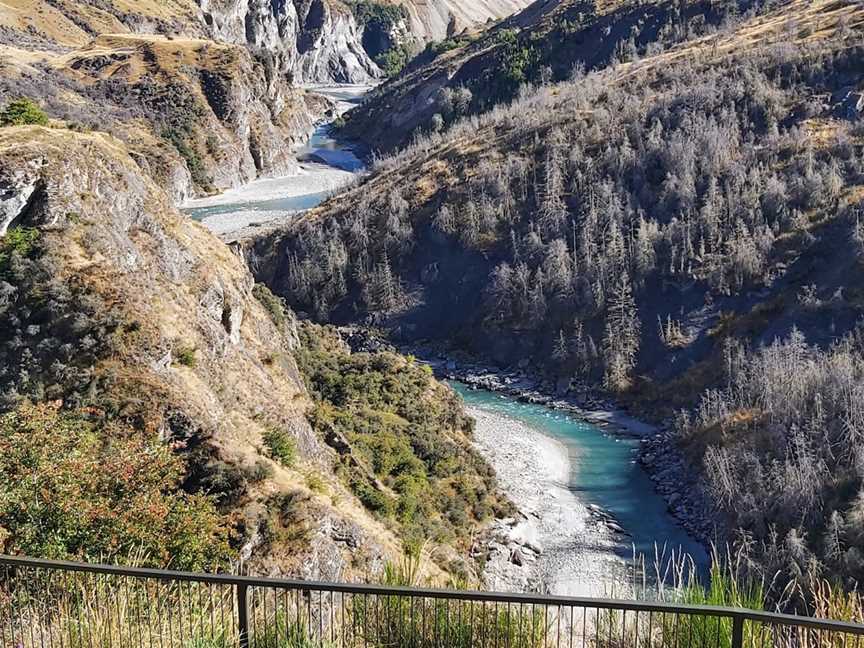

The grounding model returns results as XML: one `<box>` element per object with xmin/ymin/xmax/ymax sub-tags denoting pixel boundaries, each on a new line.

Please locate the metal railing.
<box><xmin>1</xmin><ymin>554</ymin><xmax>863</xmax><ymax>648</ymax></box>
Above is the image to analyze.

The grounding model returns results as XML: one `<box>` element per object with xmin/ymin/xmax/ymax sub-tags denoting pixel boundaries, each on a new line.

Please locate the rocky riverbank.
<box><xmin>411</xmin><ymin>351</ymin><xmax>716</xmax><ymax>553</ymax></box>
<box><xmin>466</xmin><ymin>404</ymin><xmax>628</xmax><ymax>597</ymax></box>
<box><xmin>335</xmin><ymin>327</ymin><xmax>714</xmax><ymax>572</ymax></box>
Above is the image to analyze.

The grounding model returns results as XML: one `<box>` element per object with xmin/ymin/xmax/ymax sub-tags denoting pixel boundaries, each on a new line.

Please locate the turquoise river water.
<box><xmin>450</xmin><ymin>382</ymin><xmax>708</xmax><ymax>573</ymax></box>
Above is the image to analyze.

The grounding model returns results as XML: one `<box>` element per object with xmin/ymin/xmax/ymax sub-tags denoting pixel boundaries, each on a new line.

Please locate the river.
<box><xmin>181</xmin><ymin>85</ymin><xmax>370</xmax><ymax>235</ymax></box>
<box><xmin>450</xmin><ymin>382</ymin><xmax>707</xmax><ymax>597</ymax></box>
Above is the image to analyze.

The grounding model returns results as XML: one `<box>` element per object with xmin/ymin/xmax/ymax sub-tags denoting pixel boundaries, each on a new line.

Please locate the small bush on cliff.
<box><xmin>0</xmin><ymin>98</ymin><xmax>49</xmax><ymax>127</ymax></box>
<box><xmin>175</xmin><ymin>345</ymin><xmax>198</xmax><ymax>368</ymax></box>
<box><xmin>349</xmin><ymin>1</ymin><xmax>408</xmax><ymax>29</ymax></box>
<box><xmin>253</xmin><ymin>283</ymin><xmax>287</xmax><ymax>328</ymax></box>
<box><xmin>0</xmin><ymin>402</ymin><xmax>230</xmax><ymax>570</ymax></box>
<box><xmin>376</xmin><ymin>44</ymin><xmax>411</xmax><ymax>77</ymax></box>
<box><xmin>263</xmin><ymin>427</ymin><xmax>297</xmax><ymax>467</ymax></box>
<box><xmin>0</xmin><ymin>227</ymin><xmax>40</xmax><ymax>277</ymax></box>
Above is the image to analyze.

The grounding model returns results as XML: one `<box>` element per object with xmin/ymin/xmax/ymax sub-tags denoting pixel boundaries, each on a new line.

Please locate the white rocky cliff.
<box><xmin>197</xmin><ymin>0</ymin><xmax>536</xmax><ymax>83</ymax></box>
<box><xmin>199</xmin><ymin>0</ymin><xmax>382</xmax><ymax>83</ymax></box>
<box><xmin>395</xmin><ymin>0</ymin><xmax>534</xmax><ymax>41</ymax></box>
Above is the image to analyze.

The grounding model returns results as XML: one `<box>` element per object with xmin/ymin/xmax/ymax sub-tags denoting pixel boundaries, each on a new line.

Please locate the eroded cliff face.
<box><xmin>199</xmin><ymin>0</ymin><xmax>382</xmax><ymax>83</ymax></box>
<box><xmin>0</xmin><ymin>34</ymin><xmax>326</xmax><ymax>202</ymax></box>
<box><xmin>192</xmin><ymin>0</ymin><xmax>535</xmax><ymax>82</ymax></box>
<box><xmin>396</xmin><ymin>0</ymin><xmax>533</xmax><ymax>42</ymax></box>
<box><xmin>0</xmin><ymin>126</ymin><xmax>411</xmax><ymax>579</ymax></box>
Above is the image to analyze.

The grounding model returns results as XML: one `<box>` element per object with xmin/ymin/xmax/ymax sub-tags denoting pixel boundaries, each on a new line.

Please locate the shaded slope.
<box><xmin>339</xmin><ymin>0</ymin><xmax>806</xmax><ymax>154</ymax></box>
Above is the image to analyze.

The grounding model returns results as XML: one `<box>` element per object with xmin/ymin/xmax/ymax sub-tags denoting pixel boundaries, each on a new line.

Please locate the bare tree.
<box><xmin>602</xmin><ymin>273</ymin><xmax>640</xmax><ymax>391</ymax></box>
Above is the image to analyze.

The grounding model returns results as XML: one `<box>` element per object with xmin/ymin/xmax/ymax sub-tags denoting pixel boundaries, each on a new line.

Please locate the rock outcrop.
<box><xmin>396</xmin><ymin>0</ymin><xmax>533</xmax><ymax>42</ymax></box>
<box><xmin>200</xmin><ymin>0</ymin><xmax>382</xmax><ymax>83</ymax></box>
<box><xmin>1</xmin><ymin>34</ymin><xmax>325</xmax><ymax>201</ymax></box>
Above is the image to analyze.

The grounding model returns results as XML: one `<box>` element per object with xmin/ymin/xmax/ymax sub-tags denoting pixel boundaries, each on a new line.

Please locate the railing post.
<box><xmin>731</xmin><ymin>614</ymin><xmax>744</xmax><ymax>648</ymax></box>
<box><xmin>237</xmin><ymin>583</ymin><xmax>249</xmax><ymax>648</ymax></box>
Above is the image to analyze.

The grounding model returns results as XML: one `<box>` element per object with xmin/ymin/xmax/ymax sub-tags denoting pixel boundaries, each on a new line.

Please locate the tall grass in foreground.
<box><xmin>353</xmin><ymin>547</ymin><xmax>547</xmax><ymax>648</ymax></box>
<box><xmin>2</xmin><ymin>547</ymin><xmax>863</xmax><ymax>648</ymax></box>
<box><xmin>601</xmin><ymin>544</ymin><xmax>864</xmax><ymax>648</ymax></box>
<box><xmin>597</xmin><ymin>548</ymin><xmax>768</xmax><ymax>648</ymax></box>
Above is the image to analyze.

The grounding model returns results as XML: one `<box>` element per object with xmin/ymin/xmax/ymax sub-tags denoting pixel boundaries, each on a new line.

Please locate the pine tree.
<box><xmin>539</xmin><ymin>145</ymin><xmax>568</xmax><ymax>235</ymax></box>
<box><xmin>633</xmin><ymin>214</ymin><xmax>656</xmax><ymax>279</ymax></box>
<box><xmin>362</xmin><ymin>252</ymin><xmax>401</xmax><ymax>313</ymax></box>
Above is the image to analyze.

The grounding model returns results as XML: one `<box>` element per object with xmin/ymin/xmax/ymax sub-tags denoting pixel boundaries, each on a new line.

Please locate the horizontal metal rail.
<box><xmin>2</xmin><ymin>553</ymin><xmax>863</xmax><ymax>647</ymax></box>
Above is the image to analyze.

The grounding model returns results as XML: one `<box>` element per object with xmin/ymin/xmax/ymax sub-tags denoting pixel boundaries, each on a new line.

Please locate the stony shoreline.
<box><xmin>337</xmin><ymin>327</ymin><xmax>714</xmax><ymax>572</ymax></box>
<box><xmin>413</xmin><ymin>352</ymin><xmax>716</xmax><ymax>554</ymax></box>
<box><xmin>465</xmin><ymin>403</ymin><xmax>628</xmax><ymax>596</ymax></box>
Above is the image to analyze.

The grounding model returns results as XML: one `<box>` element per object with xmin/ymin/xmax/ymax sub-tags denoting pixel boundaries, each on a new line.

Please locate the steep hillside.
<box><xmin>339</xmin><ymin>0</ymin><xmax>781</xmax><ymax>153</ymax></box>
<box><xmin>244</xmin><ymin>0</ymin><xmax>864</xmax><ymax>591</ymax></box>
<box><xmin>0</xmin><ymin>126</ymin><xmax>506</xmax><ymax>579</ymax></box>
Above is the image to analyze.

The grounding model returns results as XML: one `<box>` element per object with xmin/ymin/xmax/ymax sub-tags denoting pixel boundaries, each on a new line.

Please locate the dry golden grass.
<box><xmin>615</xmin><ymin>0</ymin><xmax>864</xmax><ymax>84</ymax></box>
<box><xmin>803</xmin><ymin>118</ymin><xmax>845</xmax><ymax>150</ymax></box>
<box><xmin>0</xmin><ymin>0</ymin><xmax>201</xmax><ymax>47</ymax></box>
<box><xmin>54</xmin><ymin>33</ymin><xmax>238</xmax><ymax>84</ymax></box>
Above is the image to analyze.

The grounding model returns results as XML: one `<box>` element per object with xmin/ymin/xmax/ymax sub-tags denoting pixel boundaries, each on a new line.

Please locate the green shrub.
<box><xmin>348</xmin><ymin>1</ymin><xmax>412</xmax><ymax>77</ymax></box>
<box><xmin>0</xmin><ymin>402</ymin><xmax>230</xmax><ymax>570</ymax></box>
<box><xmin>427</xmin><ymin>38</ymin><xmax>465</xmax><ymax>57</ymax></box>
<box><xmin>376</xmin><ymin>44</ymin><xmax>411</xmax><ymax>77</ymax></box>
<box><xmin>297</xmin><ymin>323</ymin><xmax>512</xmax><ymax>547</ymax></box>
<box><xmin>491</xmin><ymin>28</ymin><xmax>538</xmax><ymax>96</ymax></box>
<box><xmin>305</xmin><ymin>471</ymin><xmax>326</xmax><ymax>493</ymax></box>
<box><xmin>348</xmin><ymin>1</ymin><xmax>408</xmax><ymax>28</ymax></box>
<box><xmin>351</xmin><ymin>475</ymin><xmax>394</xmax><ymax>515</ymax></box>
<box><xmin>253</xmin><ymin>284</ymin><xmax>287</xmax><ymax>328</ymax></box>
<box><xmin>0</xmin><ymin>227</ymin><xmax>40</xmax><ymax>277</ymax></box>
<box><xmin>162</xmin><ymin>127</ymin><xmax>212</xmax><ymax>190</ymax></box>
<box><xmin>263</xmin><ymin>427</ymin><xmax>298</xmax><ymax>466</ymax></box>
<box><xmin>0</xmin><ymin>98</ymin><xmax>49</xmax><ymax>126</ymax></box>
<box><xmin>175</xmin><ymin>345</ymin><xmax>197</xmax><ymax>367</ymax></box>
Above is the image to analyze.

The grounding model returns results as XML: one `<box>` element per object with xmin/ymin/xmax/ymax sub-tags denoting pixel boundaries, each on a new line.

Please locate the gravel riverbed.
<box><xmin>415</xmin><ymin>353</ymin><xmax>715</xmax><ymax>561</ymax></box>
<box><xmin>468</xmin><ymin>405</ymin><xmax>628</xmax><ymax>596</ymax></box>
